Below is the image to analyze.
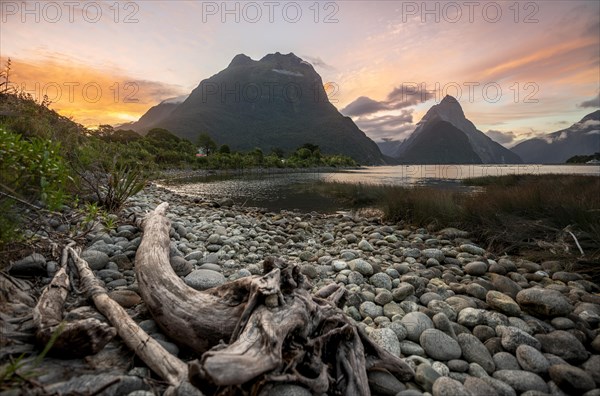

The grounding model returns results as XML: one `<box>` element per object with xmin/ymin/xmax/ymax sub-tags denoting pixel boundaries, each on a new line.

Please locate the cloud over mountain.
<box><xmin>578</xmin><ymin>93</ymin><xmax>600</xmax><ymax>109</ymax></box>
<box><xmin>485</xmin><ymin>129</ymin><xmax>517</xmax><ymax>145</ymax></box>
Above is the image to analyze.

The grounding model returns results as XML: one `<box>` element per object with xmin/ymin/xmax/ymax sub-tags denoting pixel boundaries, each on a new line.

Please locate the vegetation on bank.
<box><xmin>566</xmin><ymin>152</ymin><xmax>600</xmax><ymax>163</ymax></box>
<box><xmin>0</xmin><ymin>91</ymin><xmax>355</xmax><ymax>248</ymax></box>
<box><xmin>316</xmin><ymin>174</ymin><xmax>600</xmax><ymax>268</ymax></box>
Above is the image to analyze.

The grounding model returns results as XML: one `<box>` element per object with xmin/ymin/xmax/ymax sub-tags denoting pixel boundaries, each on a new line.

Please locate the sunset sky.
<box><xmin>1</xmin><ymin>0</ymin><xmax>599</xmax><ymax>146</ymax></box>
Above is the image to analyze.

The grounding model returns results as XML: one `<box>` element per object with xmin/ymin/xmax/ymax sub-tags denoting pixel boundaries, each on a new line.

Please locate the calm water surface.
<box><xmin>162</xmin><ymin>164</ymin><xmax>600</xmax><ymax>213</ymax></box>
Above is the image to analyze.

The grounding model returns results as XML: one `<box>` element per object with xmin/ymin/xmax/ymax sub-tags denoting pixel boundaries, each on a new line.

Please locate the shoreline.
<box><xmin>1</xmin><ymin>183</ymin><xmax>599</xmax><ymax>395</ymax></box>
<box><xmin>153</xmin><ymin>165</ymin><xmax>364</xmax><ymax>185</ymax></box>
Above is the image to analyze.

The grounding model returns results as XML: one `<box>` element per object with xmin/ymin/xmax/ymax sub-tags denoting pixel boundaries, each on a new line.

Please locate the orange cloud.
<box><xmin>0</xmin><ymin>55</ymin><xmax>186</xmax><ymax>127</ymax></box>
<box><xmin>478</xmin><ymin>37</ymin><xmax>599</xmax><ymax>83</ymax></box>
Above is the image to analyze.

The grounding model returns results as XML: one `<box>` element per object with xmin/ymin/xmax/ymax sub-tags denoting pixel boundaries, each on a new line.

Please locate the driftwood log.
<box><xmin>136</xmin><ymin>202</ymin><xmax>414</xmax><ymax>395</ymax></box>
<box><xmin>68</xmin><ymin>247</ymin><xmax>189</xmax><ymax>387</ymax></box>
<box><xmin>32</xmin><ymin>243</ymin><xmax>116</xmax><ymax>357</ymax></box>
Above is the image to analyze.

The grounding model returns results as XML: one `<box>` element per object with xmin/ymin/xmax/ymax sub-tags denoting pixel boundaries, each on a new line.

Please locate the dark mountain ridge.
<box><xmin>129</xmin><ymin>52</ymin><xmax>385</xmax><ymax>164</ymax></box>
<box><xmin>512</xmin><ymin>110</ymin><xmax>600</xmax><ymax>163</ymax></box>
<box><xmin>389</xmin><ymin>96</ymin><xmax>522</xmax><ymax>164</ymax></box>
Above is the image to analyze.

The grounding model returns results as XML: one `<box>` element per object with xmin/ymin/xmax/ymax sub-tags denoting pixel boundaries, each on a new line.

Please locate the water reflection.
<box><xmin>161</xmin><ymin>164</ymin><xmax>600</xmax><ymax>213</ymax></box>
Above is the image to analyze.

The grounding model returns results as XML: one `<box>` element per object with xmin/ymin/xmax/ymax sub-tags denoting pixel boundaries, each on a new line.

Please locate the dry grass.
<box><xmin>316</xmin><ymin>174</ymin><xmax>600</xmax><ymax>278</ymax></box>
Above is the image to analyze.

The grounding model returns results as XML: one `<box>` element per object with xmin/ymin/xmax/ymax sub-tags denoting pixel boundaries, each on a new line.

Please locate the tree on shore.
<box><xmin>197</xmin><ymin>133</ymin><xmax>217</xmax><ymax>155</ymax></box>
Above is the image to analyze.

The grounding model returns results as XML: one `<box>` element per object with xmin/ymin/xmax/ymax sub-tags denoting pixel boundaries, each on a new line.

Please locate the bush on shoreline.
<box><xmin>0</xmin><ymin>92</ymin><xmax>357</xmax><ymax>248</ymax></box>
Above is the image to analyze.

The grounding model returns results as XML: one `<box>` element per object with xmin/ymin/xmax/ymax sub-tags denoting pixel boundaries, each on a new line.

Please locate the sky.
<box><xmin>1</xmin><ymin>0</ymin><xmax>599</xmax><ymax>146</ymax></box>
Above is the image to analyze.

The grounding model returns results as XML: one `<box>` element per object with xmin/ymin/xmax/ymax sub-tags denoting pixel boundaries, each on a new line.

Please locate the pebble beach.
<box><xmin>3</xmin><ymin>183</ymin><xmax>600</xmax><ymax>396</ymax></box>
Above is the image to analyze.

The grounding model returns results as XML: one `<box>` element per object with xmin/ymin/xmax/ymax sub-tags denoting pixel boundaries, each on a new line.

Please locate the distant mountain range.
<box><xmin>512</xmin><ymin>110</ymin><xmax>600</xmax><ymax>163</ymax></box>
<box><xmin>128</xmin><ymin>52</ymin><xmax>385</xmax><ymax>165</ymax></box>
<box><xmin>126</xmin><ymin>54</ymin><xmax>598</xmax><ymax>165</ymax></box>
<box><xmin>379</xmin><ymin>95</ymin><xmax>522</xmax><ymax>164</ymax></box>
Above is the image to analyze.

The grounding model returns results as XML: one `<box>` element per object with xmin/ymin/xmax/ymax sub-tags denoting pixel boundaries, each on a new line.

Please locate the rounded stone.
<box><xmin>358</xmin><ymin>239</ymin><xmax>374</xmax><ymax>252</ymax></box>
<box><xmin>369</xmin><ymin>328</ymin><xmax>401</xmax><ymax>356</ymax></box>
<box><xmin>460</xmin><ymin>244</ymin><xmax>486</xmax><ymax>256</ymax></box>
<box><xmin>480</xmin><ymin>377</ymin><xmax>517</xmax><ymax>396</ymax></box>
<box><xmin>516</xmin><ymin>288</ymin><xmax>573</xmax><ymax>317</ymax></box>
<box><xmin>375</xmin><ymin>290</ymin><xmax>393</xmax><ymax>306</ymax></box>
<box><xmin>432</xmin><ymin>312</ymin><xmax>456</xmax><ymax>339</ymax></box>
<box><xmin>388</xmin><ymin>321</ymin><xmax>408</xmax><ymax>341</ymax></box>
<box><xmin>184</xmin><ymin>269</ymin><xmax>225</xmax><ymax>291</ymax></box>
<box><xmin>431</xmin><ymin>361</ymin><xmax>450</xmax><ymax>376</ymax></box>
<box><xmin>468</xmin><ymin>362</ymin><xmax>489</xmax><ymax>378</ymax></box>
<box><xmin>428</xmin><ymin>300</ymin><xmax>457</xmax><ymax>322</ymax></box>
<box><xmin>420</xmin><ymin>292</ymin><xmax>442</xmax><ymax>306</ymax></box>
<box><xmin>81</xmin><ymin>250</ymin><xmax>110</xmax><ymax>271</ymax></box>
<box><xmin>473</xmin><ymin>325</ymin><xmax>496</xmax><ymax>342</ymax></box>
<box><xmin>332</xmin><ymin>260</ymin><xmax>348</xmax><ymax>272</ymax></box>
<box><xmin>457</xmin><ymin>308</ymin><xmax>486</xmax><ymax>328</ymax></box>
<box><xmin>138</xmin><ymin>319</ymin><xmax>158</xmax><ymax>334</ymax></box>
<box><xmin>416</xmin><ymin>364</ymin><xmax>441</xmax><ymax>392</ymax></box>
<box><xmin>457</xmin><ymin>333</ymin><xmax>495</xmax><ymax>374</ymax></box>
<box><xmin>198</xmin><ymin>263</ymin><xmax>221</xmax><ymax>273</ymax></box>
<box><xmin>493</xmin><ymin>352</ymin><xmax>520</xmax><ymax>371</ymax></box>
<box><xmin>535</xmin><ymin>330</ymin><xmax>588</xmax><ymax>363</ymax></box>
<box><xmin>393</xmin><ymin>283</ymin><xmax>415</xmax><ymax>301</ymax></box>
<box><xmin>359</xmin><ymin>301</ymin><xmax>383</xmax><ymax>319</ymax></box>
<box><xmin>401</xmin><ymin>311</ymin><xmax>434</xmax><ymax>342</ymax></box>
<box><xmin>465</xmin><ymin>283</ymin><xmax>488</xmax><ymax>300</ymax></box>
<box><xmin>420</xmin><ymin>329</ymin><xmax>462</xmax><ymax>361</ymax></box>
<box><xmin>489</xmin><ymin>274</ymin><xmax>522</xmax><ymax>300</ymax></box>
<box><xmin>492</xmin><ymin>370</ymin><xmax>548</xmax><ymax>393</ymax></box>
<box><xmin>348</xmin><ymin>259</ymin><xmax>373</xmax><ymax>276</ymax></box>
<box><xmin>383</xmin><ymin>302</ymin><xmax>404</xmax><ymax>319</ymax></box>
<box><xmin>464</xmin><ymin>261</ymin><xmax>488</xmax><ymax>276</ymax></box>
<box><xmin>169</xmin><ymin>256</ymin><xmax>193</xmax><ymax>276</ymax></box>
<box><xmin>447</xmin><ymin>359</ymin><xmax>469</xmax><ymax>372</ymax></box>
<box><xmin>300</xmin><ymin>264</ymin><xmax>317</xmax><ymax>279</ymax></box>
<box><xmin>348</xmin><ymin>271</ymin><xmax>364</xmax><ymax>285</ymax></box>
<box><xmin>497</xmin><ymin>325</ymin><xmax>541</xmax><ymax>352</ymax></box>
<box><xmin>464</xmin><ymin>377</ymin><xmax>499</xmax><ymax>396</ymax></box>
<box><xmin>399</xmin><ymin>340</ymin><xmax>425</xmax><ymax>356</ymax></box>
<box><xmin>581</xmin><ymin>355</ymin><xmax>600</xmax><ymax>386</ymax></box>
<box><xmin>432</xmin><ymin>377</ymin><xmax>471</xmax><ymax>396</ymax></box>
<box><xmin>516</xmin><ymin>344</ymin><xmax>549</xmax><ymax>374</ymax></box>
<box><xmin>367</xmin><ymin>370</ymin><xmax>406</xmax><ymax>395</ymax></box>
<box><xmin>446</xmin><ymin>296</ymin><xmax>477</xmax><ymax>313</ymax></box>
<box><xmin>486</xmin><ymin>291</ymin><xmax>521</xmax><ymax>317</ymax></box>
<box><xmin>422</xmin><ymin>248</ymin><xmax>445</xmax><ymax>262</ymax></box>
<box><xmin>370</xmin><ymin>273</ymin><xmax>392</xmax><ymax>290</ymax></box>
<box><xmin>550</xmin><ymin>317</ymin><xmax>575</xmax><ymax>330</ymax></box>
<box><xmin>548</xmin><ymin>364</ymin><xmax>596</xmax><ymax>393</ymax></box>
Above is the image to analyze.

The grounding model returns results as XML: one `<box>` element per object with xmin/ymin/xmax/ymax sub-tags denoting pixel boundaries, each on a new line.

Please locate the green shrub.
<box><xmin>0</xmin><ymin>126</ymin><xmax>69</xmax><ymax>210</ymax></box>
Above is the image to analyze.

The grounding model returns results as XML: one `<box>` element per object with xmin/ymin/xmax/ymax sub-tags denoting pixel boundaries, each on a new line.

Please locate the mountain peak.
<box><xmin>228</xmin><ymin>54</ymin><xmax>254</xmax><ymax>67</ymax></box>
<box><xmin>581</xmin><ymin>109</ymin><xmax>600</xmax><ymax>123</ymax></box>
<box><xmin>441</xmin><ymin>95</ymin><xmax>459</xmax><ymax>104</ymax></box>
<box><xmin>260</xmin><ymin>52</ymin><xmax>303</xmax><ymax>64</ymax></box>
<box><xmin>425</xmin><ymin>95</ymin><xmax>466</xmax><ymax>126</ymax></box>
<box><xmin>128</xmin><ymin>52</ymin><xmax>385</xmax><ymax>164</ymax></box>
<box><xmin>392</xmin><ymin>96</ymin><xmax>522</xmax><ymax>164</ymax></box>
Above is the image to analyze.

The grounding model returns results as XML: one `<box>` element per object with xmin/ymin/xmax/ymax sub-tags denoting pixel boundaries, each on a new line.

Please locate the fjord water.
<box><xmin>164</xmin><ymin>164</ymin><xmax>600</xmax><ymax>213</ymax></box>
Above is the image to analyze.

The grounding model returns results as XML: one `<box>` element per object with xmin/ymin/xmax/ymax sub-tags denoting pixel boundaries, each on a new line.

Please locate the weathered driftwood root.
<box><xmin>136</xmin><ymin>202</ymin><xmax>415</xmax><ymax>395</ymax></box>
<box><xmin>32</xmin><ymin>243</ymin><xmax>116</xmax><ymax>358</ymax></box>
<box><xmin>68</xmin><ymin>247</ymin><xmax>188</xmax><ymax>387</ymax></box>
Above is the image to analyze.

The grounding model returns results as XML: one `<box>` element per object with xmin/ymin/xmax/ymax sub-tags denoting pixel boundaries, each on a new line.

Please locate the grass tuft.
<box><xmin>317</xmin><ymin>174</ymin><xmax>600</xmax><ymax>277</ymax></box>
